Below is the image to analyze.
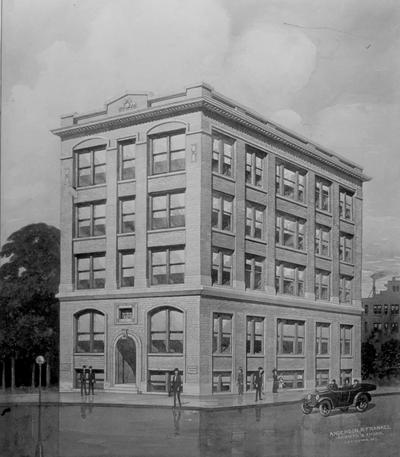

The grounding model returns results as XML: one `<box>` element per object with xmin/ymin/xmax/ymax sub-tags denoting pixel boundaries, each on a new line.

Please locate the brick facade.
<box><xmin>53</xmin><ymin>83</ymin><xmax>369</xmax><ymax>395</ymax></box>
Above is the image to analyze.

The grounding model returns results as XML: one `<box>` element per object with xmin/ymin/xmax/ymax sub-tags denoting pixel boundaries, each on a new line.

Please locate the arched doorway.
<box><xmin>115</xmin><ymin>337</ymin><xmax>136</xmax><ymax>384</ymax></box>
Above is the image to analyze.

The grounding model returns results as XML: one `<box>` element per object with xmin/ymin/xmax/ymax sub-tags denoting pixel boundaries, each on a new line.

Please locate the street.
<box><xmin>0</xmin><ymin>394</ymin><xmax>399</xmax><ymax>457</ymax></box>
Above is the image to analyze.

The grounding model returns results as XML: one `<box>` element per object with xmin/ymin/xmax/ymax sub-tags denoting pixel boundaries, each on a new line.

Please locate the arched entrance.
<box><xmin>115</xmin><ymin>337</ymin><xmax>136</xmax><ymax>384</ymax></box>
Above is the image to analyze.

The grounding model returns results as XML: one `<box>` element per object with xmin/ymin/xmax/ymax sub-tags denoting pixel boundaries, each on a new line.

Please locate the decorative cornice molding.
<box><xmin>52</xmin><ymin>97</ymin><xmax>370</xmax><ymax>182</ymax></box>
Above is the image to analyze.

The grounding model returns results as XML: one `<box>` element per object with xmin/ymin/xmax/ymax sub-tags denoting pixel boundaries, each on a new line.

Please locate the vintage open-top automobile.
<box><xmin>301</xmin><ymin>382</ymin><xmax>376</xmax><ymax>417</ymax></box>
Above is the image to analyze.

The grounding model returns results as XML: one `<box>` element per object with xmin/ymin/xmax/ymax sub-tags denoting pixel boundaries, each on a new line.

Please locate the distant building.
<box><xmin>52</xmin><ymin>82</ymin><xmax>369</xmax><ymax>395</ymax></box>
<box><xmin>362</xmin><ymin>277</ymin><xmax>400</xmax><ymax>349</ymax></box>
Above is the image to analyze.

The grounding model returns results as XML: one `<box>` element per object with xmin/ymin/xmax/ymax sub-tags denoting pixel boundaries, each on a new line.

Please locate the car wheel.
<box><xmin>340</xmin><ymin>407</ymin><xmax>349</xmax><ymax>412</ymax></box>
<box><xmin>301</xmin><ymin>402</ymin><xmax>313</xmax><ymax>415</ymax></box>
<box><xmin>319</xmin><ymin>400</ymin><xmax>332</xmax><ymax>417</ymax></box>
<box><xmin>356</xmin><ymin>394</ymin><xmax>369</xmax><ymax>412</ymax></box>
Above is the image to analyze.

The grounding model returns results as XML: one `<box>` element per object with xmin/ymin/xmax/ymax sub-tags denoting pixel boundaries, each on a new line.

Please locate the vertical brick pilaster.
<box><xmin>331</xmin><ymin>321</ymin><xmax>340</xmax><ymax>381</ymax></box>
<box><xmin>305</xmin><ymin>318</ymin><xmax>316</xmax><ymax>388</ymax></box>
<box><xmin>331</xmin><ymin>183</ymin><xmax>340</xmax><ymax>302</ymax></box>
<box><xmin>353</xmin><ymin>320</ymin><xmax>362</xmax><ymax>380</ymax></box>
<box><xmin>266</xmin><ymin>154</ymin><xmax>276</xmax><ymax>295</ymax></box>
<box><xmin>105</xmin><ymin>145</ymin><xmax>118</xmax><ymax>290</ymax></box>
<box><xmin>265</xmin><ymin>316</ymin><xmax>276</xmax><ymax>390</ymax></box>
<box><xmin>200</xmin><ymin>128</ymin><xmax>213</xmax><ymax>286</ymax></box>
<box><xmin>306</xmin><ymin>172</ymin><xmax>316</xmax><ymax>299</ymax></box>
<box><xmin>135</xmin><ymin>134</ymin><xmax>148</xmax><ymax>288</ymax></box>
<box><xmin>234</xmin><ymin>140</ymin><xmax>246</xmax><ymax>289</ymax></box>
<box><xmin>353</xmin><ymin>188</ymin><xmax>363</xmax><ymax>306</ymax></box>
<box><xmin>60</xmin><ymin>157</ymin><xmax>74</xmax><ymax>293</ymax></box>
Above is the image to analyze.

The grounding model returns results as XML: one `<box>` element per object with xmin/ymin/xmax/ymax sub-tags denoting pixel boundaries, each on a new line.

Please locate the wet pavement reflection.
<box><xmin>0</xmin><ymin>396</ymin><xmax>399</xmax><ymax>457</ymax></box>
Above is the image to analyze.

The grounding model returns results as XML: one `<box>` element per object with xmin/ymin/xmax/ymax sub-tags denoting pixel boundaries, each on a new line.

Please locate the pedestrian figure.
<box><xmin>328</xmin><ymin>379</ymin><xmax>338</xmax><ymax>390</ymax></box>
<box><xmin>254</xmin><ymin>366</ymin><xmax>264</xmax><ymax>402</ymax></box>
<box><xmin>237</xmin><ymin>367</ymin><xmax>244</xmax><ymax>395</ymax></box>
<box><xmin>171</xmin><ymin>368</ymin><xmax>182</xmax><ymax>408</ymax></box>
<box><xmin>272</xmin><ymin>368</ymin><xmax>279</xmax><ymax>393</ymax></box>
<box><xmin>80</xmin><ymin>365</ymin><xmax>87</xmax><ymax>396</ymax></box>
<box><xmin>88</xmin><ymin>366</ymin><xmax>96</xmax><ymax>395</ymax></box>
<box><xmin>279</xmin><ymin>376</ymin><xmax>285</xmax><ymax>389</ymax></box>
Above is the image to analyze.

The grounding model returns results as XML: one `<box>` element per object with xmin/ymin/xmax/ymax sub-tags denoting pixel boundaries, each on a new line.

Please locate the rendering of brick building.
<box><xmin>362</xmin><ymin>277</ymin><xmax>400</xmax><ymax>350</ymax></box>
<box><xmin>52</xmin><ymin>83</ymin><xmax>369</xmax><ymax>395</ymax></box>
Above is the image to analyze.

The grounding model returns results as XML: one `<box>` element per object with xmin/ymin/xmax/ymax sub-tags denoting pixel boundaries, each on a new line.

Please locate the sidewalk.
<box><xmin>0</xmin><ymin>386</ymin><xmax>399</xmax><ymax>411</ymax></box>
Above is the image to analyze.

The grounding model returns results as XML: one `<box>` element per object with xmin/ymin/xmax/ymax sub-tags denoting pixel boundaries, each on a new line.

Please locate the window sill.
<box><xmin>340</xmin><ymin>355</ymin><xmax>353</xmax><ymax>359</ymax></box>
<box><xmin>276</xmin><ymin>244</ymin><xmax>307</xmax><ymax>255</ymax></box>
<box><xmin>212</xmin><ymin>228</ymin><xmax>235</xmax><ymax>237</ymax></box>
<box><xmin>339</xmin><ymin>260</ymin><xmax>355</xmax><ymax>267</ymax></box>
<box><xmin>276</xmin><ymin>292</ymin><xmax>305</xmax><ymax>299</ymax></box>
<box><xmin>74</xmin><ymin>352</ymin><xmax>104</xmax><ymax>356</ymax></box>
<box><xmin>117</xmin><ymin>178</ymin><xmax>136</xmax><ymax>184</ymax></box>
<box><xmin>339</xmin><ymin>217</ymin><xmax>354</xmax><ymax>225</ymax></box>
<box><xmin>148</xmin><ymin>353</ymin><xmax>183</xmax><ymax>357</ymax></box>
<box><xmin>316</xmin><ymin>208</ymin><xmax>332</xmax><ymax>217</ymax></box>
<box><xmin>245</xmin><ymin>236</ymin><xmax>266</xmax><ymax>245</ymax></box>
<box><xmin>316</xmin><ymin>354</ymin><xmax>330</xmax><ymax>359</ymax></box>
<box><xmin>315</xmin><ymin>254</ymin><xmax>332</xmax><ymax>261</ymax></box>
<box><xmin>212</xmin><ymin>172</ymin><xmax>235</xmax><ymax>183</ymax></box>
<box><xmin>212</xmin><ymin>352</ymin><xmax>233</xmax><ymax>357</ymax></box>
<box><xmin>76</xmin><ymin>183</ymin><xmax>107</xmax><ymax>191</ymax></box>
<box><xmin>148</xmin><ymin>170</ymin><xmax>186</xmax><ymax>179</ymax></box>
<box><xmin>73</xmin><ymin>235</ymin><xmax>106</xmax><ymax>242</ymax></box>
<box><xmin>277</xmin><ymin>354</ymin><xmax>305</xmax><ymax>358</ymax></box>
<box><xmin>276</xmin><ymin>194</ymin><xmax>307</xmax><ymax>208</ymax></box>
<box><xmin>245</xmin><ymin>183</ymin><xmax>267</xmax><ymax>194</ymax></box>
<box><xmin>246</xmin><ymin>353</ymin><xmax>265</xmax><ymax>358</ymax></box>
<box><xmin>117</xmin><ymin>232</ymin><xmax>135</xmax><ymax>238</ymax></box>
<box><xmin>148</xmin><ymin>227</ymin><xmax>185</xmax><ymax>234</ymax></box>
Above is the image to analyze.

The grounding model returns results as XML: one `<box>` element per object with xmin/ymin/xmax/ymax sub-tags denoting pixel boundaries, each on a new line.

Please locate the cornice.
<box><xmin>52</xmin><ymin>97</ymin><xmax>370</xmax><ymax>183</ymax></box>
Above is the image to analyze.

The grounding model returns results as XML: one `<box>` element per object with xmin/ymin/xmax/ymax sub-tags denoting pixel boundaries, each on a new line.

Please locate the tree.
<box><xmin>361</xmin><ymin>341</ymin><xmax>377</xmax><ymax>379</ymax></box>
<box><xmin>0</xmin><ymin>223</ymin><xmax>60</xmax><ymax>390</ymax></box>
<box><xmin>378</xmin><ymin>339</ymin><xmax>400</xmax><ymax>379</ymax></box>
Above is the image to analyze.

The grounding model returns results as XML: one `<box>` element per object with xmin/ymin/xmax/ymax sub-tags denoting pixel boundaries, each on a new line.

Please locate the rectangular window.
<box><xmin>151</xmin><ymin>131</ymin><xmax>185</xmax><ymax>174</ymax></box>
<box><xmin>340</xmin><ymin>325</ymin><xmax>353</xmax><ymax>356</ymax></box>
<box><xmin>118</xmin><ymin>139</ymin><xmax>135</xmax><ymax>180</ymax></box>
<box><xmin>150</xmin><ymin>246</ymin><xmax>184</xmax><ymax>285</ymax></box>
<box><xmin>212</xmin><ymin>248</ymin><xmax>233</xmax><ymax>286</ymax></box>
<box><xmin>364</xmin><ymin>304</ymin><xmax>368</xmax><ymax>314</ymax></box>
<box><xmin>339</xmin><ymin>189</ymin><xmax>353</xmax><ymax>220</ymax></box>
<box><xmin>118</xmin><ymin>306</ymin><xmax>133</xmax><ymax>321</ymax></box>
<box><xmin>119</xmin><ymin>198</ymin><xmax>135</xmax><ymax>233</ymax></box>
<box><xmin>277</xmin><ymin>319</ymin><xmax>305</xmax><ymax>355</ymax></box>
<box><xmin>212</xmin><ymin>371</ymin><xmax>232</xmax><ymax>393</ymax></box>
<box><xmin>373</xmin><ymin>322</ymin><xmax>382</xmax><ymax>331</ymax></box>
<box><xmin>245</xmin><ymin>202</ymin><xmax>265</xmax><ymax>239</ymax></box>
<box><xmin>315</xmin><ymin>270</ymin><xmax>330</xmax><ymax>300</ymax></box>
<box><xmin>213</xmin><ymin>313</ymin><xmax>232</xmax><ymax>354</ymax></box>
<box><xmin>392</xmin><ymin>322</ymin><xmax>399</xmax><ymax>332</ymax></box>
<box><xmin>75</xmin><ymin>201</ymin><xmax>106</xmax><ymax>238</ymax></box>
<box><xmin>316</xmin><ymin>323</ymin><xmax>330</xmax><ymax>355</ymax></box>
<box><xmin>212</xmin><ymin>192</ymin><xmax>234</xmax><ymax>231</ymax></box>
<box><xmin>246</xmin><ymin>316</ymin><xmax>264</xmax><ymax>354</ymax></box>
<box><xmin>245</xmin><ymin>255</ymin><xmax>264</xmax><ymax>290</ymax></box>
<box><xmin>315</xmin><ymin>178</ymin><xmax>331</xmax><ymax>212</ymax></box>
<box><xmin>276</xmin><ymin>213</ymin><xmax>305</xmax><ymax>251</ymax></box>
<box><xmin>384</xmin><ymin>304</ymin><xmax>388</xmax><ymax>314</ymax></box>
<box><xmin>150</xmin><ymin>191</ymin><xmax>185</xmax><ymax>229</ymax></box>
<box><xmin>339</xmin><ymin>275</ymin><xmax>352</xmax><ymax>303</ymax></box>
<box><xmin>316</xmin><ymin>370</ymin><xmax>329</xmax><ymax>387</ymax></box>
<box><xmin>276</xmin><ymin>163</ymin><xmax>306</xmax><ymax>202</ymax></box>
<box><xmin>374</xmin><ymin>304</ymin><xmax>382</xmax><ymax>314</ymax></box>
<box><xmin>390</xmin><ymin>304</ymin><xmax>399</xmax><ymax>314</ymax></box>
<box><xmin>148</xmin><ymin>370</ymin><xmax>175</xmax><ymax>393</ymax></box>
<box><xmin>315</xmin><ymin>225</ymin><xmax>330</xmax><ymax>257</ymax></box>
<box><xmin>339</xmin><ymin>233</ymin><xmax>353</xmax><ymax>263</ymax></box>
<box><xmin>245</xmin><ymin>146</ymin><xmax>265</xmax><ymax>187</ymax></box>
<box><xmin>275</xmin><ymin>262</ymin><xmax>305</xmax><ymax>297</ymax></box>
<box><xmin>277</xmin><ymin>370</ymin><xmax>304</xmax><ymax>389</ymax></box>
<box><xmin>76</xmin><ymin>253</ymin><xmax>106</xmax><ymax>289</ymax></box>
<box><xmin>76</xmin><ymin>146</ymin><xmax>106</xmax><ymax>187</ymax></box>
<box><xmin>118</xmin><ymin>250</ymin><xmax>135</xmax><ymax>287</ymax></box>
<box><xmin>212</xmin><ymin>132</ymin><xmax>234</xmax><ymax>177</ymax></box>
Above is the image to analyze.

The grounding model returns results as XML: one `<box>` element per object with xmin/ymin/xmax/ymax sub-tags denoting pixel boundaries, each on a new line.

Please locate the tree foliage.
<box><xmin>361</xmin><ymin>341</ymin><xmax>377</xmax><ymax>379</ymax></box>
<box><xmin>0</xmin><ymin>223</ymin><xmax>60</xmax><ymax>387</ymax></box>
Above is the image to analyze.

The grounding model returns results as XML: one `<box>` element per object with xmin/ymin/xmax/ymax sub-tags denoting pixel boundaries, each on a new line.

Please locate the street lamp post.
<box><xmin>35</xmin><ymin>356</ymin><xmax>45</xmax><ymax>405</ymax></box>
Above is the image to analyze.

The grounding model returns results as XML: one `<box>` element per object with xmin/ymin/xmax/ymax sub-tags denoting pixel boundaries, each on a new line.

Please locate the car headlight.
<box><xmin>307</xmin><ymin>394</ymin><xmax>312</xmax><ymax>400</ymax></box>
<box><xmin>316</xmin><ymin>394</ymin><xmax>320</xmax><ymax>401</ymax></box>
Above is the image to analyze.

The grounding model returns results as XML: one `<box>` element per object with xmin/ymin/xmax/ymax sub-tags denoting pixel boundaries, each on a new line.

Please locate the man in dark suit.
<box><xmin>254</xmin><ymin>366</ymin><xmax>264</xmax><ymax>402</ymax></box>
<box><xmin>171</xmin><ymin>368</ymin><xmax>182</xmax><ymax>408</ymax></box>
<box><xmin>80</xmin><ymin>365</ymin><xmax>87</xmax><ymax>396</ymax></box>
<box><xmin>88</xmin><ymin>366</ymin><xmax>96</xmax><ymax>395</ymax></box>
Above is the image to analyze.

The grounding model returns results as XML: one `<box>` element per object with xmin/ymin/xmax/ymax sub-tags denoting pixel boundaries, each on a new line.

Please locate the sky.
<box><xmin>1</xmin><ymin>0</ymin><xmax>400</xmax><ymax>296</ymax></box>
